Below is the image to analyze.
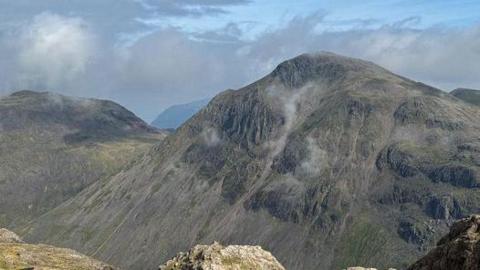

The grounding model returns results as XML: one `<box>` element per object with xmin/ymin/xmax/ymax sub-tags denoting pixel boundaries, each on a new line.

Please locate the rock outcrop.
<box><xmin>0</xmin><ymin>228</ymin><xmax>115</xmax><ymax>270</ymax></box>
<box><xmin>344</xmin><ymin>267</ymin><xmax>397</xmax><ymax>270</ymax></box>
<box><xmin>159</xmin><ymin>242</ymin><xmax>285</xmax><ymax>270</ymax></box>
<box><xmin>408</xmin><ymin>215</ymin><xmax>480</xmax><ymax>270</ymax></box>
<box><xmin>0</xmin><ymin>228</ymin><xmax>23</xmax><ymax>244</ymax></box>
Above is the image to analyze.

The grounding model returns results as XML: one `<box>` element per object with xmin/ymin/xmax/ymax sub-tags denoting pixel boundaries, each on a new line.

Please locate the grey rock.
<box><xmin>408</xmin><ymin>215</ymin><xmax>480</xmax><ymax>270</ymax></box>
<box><xmin>159</xmin><ymin>242</ymin><xmax>285</xmax><ymax>270</ymax></box>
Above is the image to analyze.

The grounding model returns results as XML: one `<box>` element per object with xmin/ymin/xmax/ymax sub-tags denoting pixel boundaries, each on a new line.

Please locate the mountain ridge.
<box><xmin>23</xmin><ymin>52</ymin><xmax>480</xmax><ymax>270</ymax></box>
<box><xmin>451</xmin><ymin>88</ymin><xmax>480</xmax><ymax>107</ymax></box>
<box><xmin>0</xmin><ymin>90</ymin><xmax>165</xmax><ymax>229</ymax></box>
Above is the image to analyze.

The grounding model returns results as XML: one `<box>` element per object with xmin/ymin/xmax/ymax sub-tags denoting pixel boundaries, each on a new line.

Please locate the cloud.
<box><xmin>201</xmin><ymin>127</ymin><xmax>221</xmax><ymax>147</ymax></box>
<box><xmin>15</xmin><ymin>13</ymin><xmax>95</xmax><ymax>91</ymax></box>
<box><xmin>299</xmin><ymin>137</ymin><xmax>327</xmax><ymax>176</ymax></box>
<box><xmin>0</xmin><ymin>9</ymin><xmax>479</xmax><ymax>122</ymax></box>
<box><xmin>129</xmin><ymin>0</ymin><xmax>251</xmax><ymax>18</ymax></box>
<box><xmin>236</xmin><ymin>13</ymin><xmax>480</xmax><ymax>90</ymax></box>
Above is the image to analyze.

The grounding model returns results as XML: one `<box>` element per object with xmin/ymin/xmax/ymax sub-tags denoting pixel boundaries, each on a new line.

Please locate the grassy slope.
<box><xmin>0</xmin><ymin>91</ymin><xmax>165</xmax><ymax>229</ymax></box>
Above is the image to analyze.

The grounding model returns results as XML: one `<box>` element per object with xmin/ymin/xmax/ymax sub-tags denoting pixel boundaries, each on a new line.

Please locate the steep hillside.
<box><xmin>25</xmin><ymin>53</ymin><xmax>480</xmax><ymax>270</ymax></box>
<box><xmin>451</xmin><ymin>88</ymin><xmax>480</xmax><ymax>106</ymax></box>
<box><xmin>0</xmin><ymin>228</ymin><xmax>115</xmax><ymax>269</ymax></box>
<box><xmin>0</xmin><ymin>90</ymin><xmax>164</xmax><ymax>228</ymax></box>
<box><xmin>151</xmin><ymin>98</ymin><xmax>210</xmax><ymax>129</ymax></box>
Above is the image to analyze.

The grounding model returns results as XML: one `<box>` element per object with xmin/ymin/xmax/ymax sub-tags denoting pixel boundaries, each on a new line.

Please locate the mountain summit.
<box><xmin>25</xmin><ymin>53</ymin><xmax>480</xmax><ymax>270</ymax></box>
<box><xmin>451</xmin><ymin>88</ymin><xmax>480</xmax><ymax>106</ymax></box>
<box><xmin>0</xmin><ymin>90</ymin><xmax>164</xmax><ymax>229</ymax></box>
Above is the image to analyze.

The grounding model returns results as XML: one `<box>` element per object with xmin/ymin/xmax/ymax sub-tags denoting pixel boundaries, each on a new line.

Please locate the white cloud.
<box><xmin>201</xmin><ymin>127</ymin><xmax>221</xmax><ymax>147</ymax></box>
<box><xmin>16</xmin><ymin>13</ymin><xmax>95</xmax><ymax>91</ymax></box>
<box><xmin>0</xmin><ymin>10</ymin><xmax>479</xmax><ymax>122</ymax></box>
<box><xmin>299</xmin><ymin>137</ymin><xmax>327</xmax><ymax>176</ymax></box>
<box><xmin>321</xmin><ymin>26</ymin><xmax>480</xmax><ymax>90</ymax></box>
<box><xmin>242</xmin><ymin>13</ymin><xmax>480</xmax><ymax>91</ymax></box>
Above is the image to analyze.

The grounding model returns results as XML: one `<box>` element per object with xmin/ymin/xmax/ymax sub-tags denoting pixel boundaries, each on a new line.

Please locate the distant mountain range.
<box><xmin>22</xmin><ymin>53</ymin><xmax>480</xmax><ymax>270</ymax></box>
<box><xmin>151</xmin><ymin>98</ymin><xmax>210</xmax><ymax>129</ymax></box>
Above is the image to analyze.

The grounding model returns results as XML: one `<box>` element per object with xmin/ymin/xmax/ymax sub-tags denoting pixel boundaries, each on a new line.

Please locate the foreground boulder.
<box><xmin>408</xmin><ymin>215</ymin><xmax>480</xmax><ymax>270</ymax></box>
<box><xmin>0</xmin><ymin>228</ymin><xmax>23</xmax><ymax>244</ymax></box>
<box><xmin>0</xmin><ymin>228</ymin><xmax>114</xmax><ymax>270</ymax></box>
<box><xmin>344</xmin><ymin>267</ymin><xmax>396</xmax><ymax>270</ymax></box>
<box><xmin>159</xmin><ymin>242</ymin><xmax>285</xmax><ymax>270</ymax></box>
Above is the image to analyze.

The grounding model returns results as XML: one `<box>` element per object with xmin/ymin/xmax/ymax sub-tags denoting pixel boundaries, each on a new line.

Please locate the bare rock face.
<box><xmin>0</xmin><ymin>228</ymin><xmax>115</xmax><ymax>270</ymax></box>
<box><xmin>159</xmin><ymin>242</ymin><xmax>285</xmax><ymax>270</ymax></box>
<box><xmin>408</xmin><ymin>215</ymin><xmax>480</xmax><ymax>270</ymax></box>
<box><xmin>0</xmin><ymin>228</ymin><xmax>23</xmax><ymax>243</ymax></box>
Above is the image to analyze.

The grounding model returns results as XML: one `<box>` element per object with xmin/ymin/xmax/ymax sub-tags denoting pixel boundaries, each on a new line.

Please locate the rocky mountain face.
<box><xmin>451</xmin><ymin>88</ymin><xmax>480</xmax><ymax>107</ymax></box>
<box><xmin>159</xmin><ymin>242</ymin><xmax>285</xmax><ymax>270</ymax></box>
<box><xmin>24</xmin><ymin>53</ymin><xmax>480</xmax><ymax>270</ymax></box>
<box><xmin>0</xmin><ymin>228</ymin><xmax>115</xmax><ymax>270</ymax></box>
<box><xmin>0</xmin><ymin>90</ymin><xmax>164</xmax><ymax>228</ymax></box>
<box><xmin>408</xmin><ymin>215</ymin><xmax>480</xmax><ymax>270</ymax></box>
<box><xmin>151</xmin><ymin>98</ymin><xmax>210</xmax><ymax>130</ymax></box>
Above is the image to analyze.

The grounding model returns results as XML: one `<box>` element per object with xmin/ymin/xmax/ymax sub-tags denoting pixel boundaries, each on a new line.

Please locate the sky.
<box><xmin>0</xmin><ymin>0</ymin><xmax>479</xmax><ymax>122</ymax></box>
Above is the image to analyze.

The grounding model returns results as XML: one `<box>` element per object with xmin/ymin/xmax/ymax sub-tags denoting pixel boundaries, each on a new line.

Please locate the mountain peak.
<box><xmin>9</xmin><ymin>89</ymin><xmax>45</xmax><ymax>97</ymax></box>
<box><xmin>451</xmin><ymin>88</ymin><xmax>480</xmax><ymax>106</ymax></box>
<box><xmin>271</xmin><ymin>52</ymin><xmax>387</xmax><ymax>88</ymax></box>
<box><xmin>1</xmin><ymin>90</ymin><xmax>158</xmax><ymax>141</ymax></box>
<box><xmin>151</xmin><ymin>98</ymin><xmax>210</xmax><ymax>129</ymax></box>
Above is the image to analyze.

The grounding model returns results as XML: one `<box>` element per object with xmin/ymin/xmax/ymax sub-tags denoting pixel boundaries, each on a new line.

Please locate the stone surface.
<box><xmin>0</xmin><ymin>228</ymin><xmax>23</xmax><ymax>244</ymax></box>
<box><xmin>408</xmin><ymin>215</ymin><xmax>480</xmax><ymax>270</ymax></box>
<box><xmin>346</xmin><ymin>266</ymin><xmax>396</xmax><ymax>270</ymax></box>
<box><xmin>0</xmin><ymin>228</ymin><xmax>115</xmax><ymax>270</ymax></box>
<box><xmin>159</xmin><ymin>242</ymin><xmax>285</xmax><ymax>270</ymax></box>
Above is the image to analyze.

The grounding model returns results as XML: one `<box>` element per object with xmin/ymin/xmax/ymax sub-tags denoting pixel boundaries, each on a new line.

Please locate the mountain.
<box><xmin>0</xmin><ymin>90</ymin><xmax>165</xmax><ymax>229</ymax></box>
<box><xmin>159</xmin><ymin>242</ymin><xmax>285</xmax><ymax>270</ymax></box>
<box><xmin>408</xmin><ymin>215</ymin><xmax>480</xmax><ymax>270</ymax></box>
<box><xmin>451</xmin><ymin>88</ymin><xmax>480</xmax><ymax>106</ymax></box>
<box><xmin>151</xmin><ymin>98</ymin><xmax>210</xmax><ymax>129</ymax></box>
<box><xmin>24</xmin><ymin>53</ymin><xmax>480</xmax><ymax>270</ymax></box>
<box><xmin>0</xmin><ymin>228</ymin><xmax>115</xmax><ymax>269</ymax></box>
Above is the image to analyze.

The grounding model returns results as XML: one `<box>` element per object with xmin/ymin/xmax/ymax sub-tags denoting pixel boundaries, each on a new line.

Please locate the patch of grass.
<box><xmin>334</xmin><ymin>218</ymin><xmax>389</xmax><ymax>269</ymax></box>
